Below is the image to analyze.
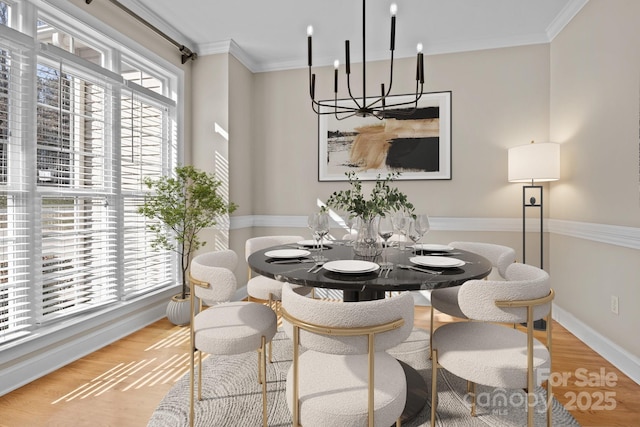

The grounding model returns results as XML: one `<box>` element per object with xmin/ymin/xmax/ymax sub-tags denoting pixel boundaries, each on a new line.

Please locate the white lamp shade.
<box><xmin>508</xmin><ymin>142</ymin><xmax>560</xmax><ymax>182</ymax></box>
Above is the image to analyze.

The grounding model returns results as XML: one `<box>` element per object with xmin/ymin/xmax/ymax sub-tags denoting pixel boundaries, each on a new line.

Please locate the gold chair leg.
<box><xmin>470</xmin><ymin>381</ymin><xmax>477</xmax><ymax>416</ymax></box>
<box><xmin>261</xmin><ymin>336</ymin><xmax>268</xmax><ymax>427</ymax></box>
<box><xmin>396</xmin><ymin>418</ymin><xmax>401</xmax><ymax>426</ymax></box>
<box><xmin>431</xmin><ymin>349</ymin><xmax>438</xmax><ymax>427</ymax></box>
<box><xmin>189</xmin><ymin>350</ymin><xmax>195</xmax><ymax>427</ymax></box>
<box><xmin>197</xmin><ymin>350</ymin><xmax>203</xmax><ymax>401</ymax></box>
<box><xmin>189</xmin><ymin>283</ymin><xmax>196</xmax><ymax>427</ymax></box>
<box><xmin>429</xmin><ymin>306</ymin><xmax>435</xmax><ymax>360</ymax></box>
<box><xmin>547</xmin><ymin>313</ymin><xmax>553</xmax><ymax>427</ymax></box>
<box><xmin>257</xmin><ymin>348</ymin><xmax>262</xmax><ymax>384</ymax></box>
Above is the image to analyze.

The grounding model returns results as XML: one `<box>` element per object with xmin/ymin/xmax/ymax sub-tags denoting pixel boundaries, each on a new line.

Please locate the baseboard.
<box><xmin>553</xmin><ymin>304</ymin><xmax>640</xmax><ymax>385</ymax></box>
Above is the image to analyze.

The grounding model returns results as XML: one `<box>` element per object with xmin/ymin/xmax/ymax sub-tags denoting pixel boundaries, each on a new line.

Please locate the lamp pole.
<box><xmin>509</xmin><ymin>141</ymin><xmax>560</xmax><ymax>331</ymax></box>
<box><xmin>522</xmin><ymin>183</ymin><xmax>543</xmax><ymax>269</ymax></box>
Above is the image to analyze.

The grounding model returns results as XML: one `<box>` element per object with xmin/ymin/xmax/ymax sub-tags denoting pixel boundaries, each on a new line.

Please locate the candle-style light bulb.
<box><xmin>307</xmin><ymin>26</ymin><xmax>313</xmax><ymax>67</ymax></box>
<box><xmin>390</xmin><ymin>4</ymin><xmax>397</xmax><ymax>51</ymax></box>
<box><xmin>416</xmin><ymin>43</ymin><xmax>424</xmax><ymax>84</ymax></box>
<box><xmin>333</xmin><ymin>59</ymin><xmax>339</xmax><ymax>69</ymax></box>
<box><xmin>334</xmin><ymin>60</ymin><xmax>339</xmax><ymax>93</ymax></box>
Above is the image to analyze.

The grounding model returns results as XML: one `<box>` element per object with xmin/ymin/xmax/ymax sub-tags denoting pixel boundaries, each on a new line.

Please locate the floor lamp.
<box><xmin>508</xmin><ymin>141</ymin><xmax>560</xmax><ymax>329</ymax></box>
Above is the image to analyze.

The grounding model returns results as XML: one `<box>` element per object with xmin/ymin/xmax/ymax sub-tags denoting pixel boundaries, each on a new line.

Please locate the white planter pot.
<box><xmin>166</xmin><ymin>294</ymin><xmax>191</xmax><ymax>326</ymax></box>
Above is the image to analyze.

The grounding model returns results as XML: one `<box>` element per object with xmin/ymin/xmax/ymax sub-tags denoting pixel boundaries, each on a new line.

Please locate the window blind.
<box><xmin>35</xmin><ymin>44</ymin><xmax>121</xmax><ymax>322</ymax></box>
<box><xmin>39</xmin><ymin>196</ymin><xmax>118</xmax><ymax>321</ymax></box>
<box><xmin>121</xmin><ymin>79</ymin><xmax>176</xmax><ymax>298</ymax></box>
<box><xmin>0</xmin><ymin>26</ymin><xmax>33</xmax><ymax>342</ymax></box>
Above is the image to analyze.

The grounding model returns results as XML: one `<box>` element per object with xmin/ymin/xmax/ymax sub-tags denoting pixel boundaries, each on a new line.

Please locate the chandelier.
<box><xmin>307</xmin><ymin>0</ymin><xmax>424</xmax><ymax>120</ymax></box>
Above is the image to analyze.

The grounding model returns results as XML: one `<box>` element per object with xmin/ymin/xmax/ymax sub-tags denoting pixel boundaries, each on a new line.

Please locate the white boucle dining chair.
<box><xmin>430</xmin><ymin>262</ymin><xmax>554</xmax><ymax>427</ymax></box>
<box><xmin>245</xmin><ymin>235</ymin><xmax>311</xmax><ymax>310</ymax></box>
<box><xmin>280</xmin><ymin>283</ymin><xmax>414</xmax><ymax>427</ymax></box>
<box><xmin>188</xmin><ymin>249</ymin><xmax>277</xmax><ymax>427</ymax></box>
<box><xmin>429</xmin><ymin>241</ymin><xmax>516</xmax><ymax>357</ymax></box>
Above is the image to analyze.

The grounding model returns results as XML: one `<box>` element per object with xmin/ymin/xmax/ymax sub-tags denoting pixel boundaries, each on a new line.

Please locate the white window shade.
<box><xmin>508</xmin><ymin>142</ymin><xmax>560</xmax><ymax>183</ymax></box>
<box><xmin>1</xmin><ymin>27</ymin><xmax>33</xmax><ymax>342</ymax></box>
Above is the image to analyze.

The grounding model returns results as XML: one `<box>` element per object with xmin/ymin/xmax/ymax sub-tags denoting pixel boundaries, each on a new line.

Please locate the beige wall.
<box><xmin>248</xmin><ymin>45</ymin><xmax>550</xmax><ymax>219</ymax></box>
<box><xmin>550</xmin><ymin>0</ymin><xmax>640</xmax><ymax>357</ymax></box>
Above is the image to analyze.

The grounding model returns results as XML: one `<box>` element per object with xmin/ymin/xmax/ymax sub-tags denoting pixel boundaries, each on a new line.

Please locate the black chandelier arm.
<box><xmin>334</xmin><ymin>111</ymin><xmax>359</xmax><ymax>121</ymax></box>
<box><xmin>363</xmin><ymin>89</ymin><xmax>422</xmax><ymax>113</ymax></box>
<box><xmin>383</xmin><ymin>50</ymin><xmax>396</xmax><ymax>99</ymax></box>
<box><xmin>377</xmin><ymin>97</ymin><xmax>423</xmax><ymax>115</ymax></box>
<box><xmin>311</xmin><ymin>99</ymin><xmax>359</xmax><ymax>115</ymax></box>
<box><xmin>309</xmin><ymin>68</ymin><xmax>316</xmax><ymax>100</ymax></box>
<box><xmin>344</xmin><ymin>62</ymin><xmax>363</xmax><ymax>110</ymax></box>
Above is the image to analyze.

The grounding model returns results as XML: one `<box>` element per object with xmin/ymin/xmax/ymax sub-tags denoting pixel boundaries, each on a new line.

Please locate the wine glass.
<box><xmin>314</xmin><ymin>212</ymin><xmax>330</xmax><ymax>260</ymax></box>
<box><xmin>376</xmin><ymin>215</ymin><xmax>394</xmax><ymax>266</ymax></box>
<box><xmin>414</xmin><ymin>213</ymin><xmax>430</xmax><ymax>242</ymax></box>
<box><xmin>407</xmin><ymin>218</ymin><xmax>425</xmax><ymax>248</ymax></box>
<box><xmin>338</xmin><ymin>211</ymin><xmax>356</xmax><ymax>245</ymax></box>
<box><xmin>307</xmin><ymin>213</ymin><xmax>320</xmax><ymax>250</ymax></box>
<box><xmin>344</xmin><ymin>214</ymin><xmax>356</xmax><ymax>244</ymax></box>
<box><xmin>392</xmin><ymin>211</ymin><xmax>409</xmax><ymax>251</ymax></box>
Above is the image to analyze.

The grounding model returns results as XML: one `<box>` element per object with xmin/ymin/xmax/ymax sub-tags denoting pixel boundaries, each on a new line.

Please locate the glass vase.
<box><xmin>352</xmin><ymin>217</ymin><xmax>383</xmax><ymax>259</ymax></box>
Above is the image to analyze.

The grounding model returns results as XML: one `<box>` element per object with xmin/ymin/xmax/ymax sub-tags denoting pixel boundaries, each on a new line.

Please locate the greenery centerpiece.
<box><xmin>326</xmin><ymin>171</ymin><xmax>414</xmax><ymax>257</ymax></box>
<box><xmin>139</xmin><ymin>165</ymin><xmax>237</xmax><ymax>323</ymax></box>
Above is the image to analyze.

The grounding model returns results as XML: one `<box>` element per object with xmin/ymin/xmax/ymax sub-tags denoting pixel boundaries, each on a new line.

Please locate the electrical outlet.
<box><xmin>610</xmin><ymin>295</ymin><xmax>619</xmax><ymax>315</ymax></box>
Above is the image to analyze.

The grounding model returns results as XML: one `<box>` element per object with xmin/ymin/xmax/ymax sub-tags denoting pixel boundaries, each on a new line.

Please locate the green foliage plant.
<box><xmin>139</xmin><ymin>165</ymin><xmax>238</xmax><ymax>299</ymax></box>
<box><xmin>326</xmin><ymin>171</ymin><xmax>414</xmax><ymax>222</ymax></box>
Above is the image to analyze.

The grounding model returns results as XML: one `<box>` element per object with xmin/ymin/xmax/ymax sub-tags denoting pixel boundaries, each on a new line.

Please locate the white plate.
<box><xmin>297</xmin><ymin>239</ymin><xmax>331</xmax><ymax>247</ymax></box>
<box><xmin>322</xmin><ymin>260</ymin><xmax>380</xmax><ymax>274</ymax></box>
<box><xmin>264</xmin><ymin>249</ymin><xmax>311</xmax><ymax>259</ymax></box>
<box><xmin>410</xmin><ymin>256</ymin><xmax>465</xmax><ymax>268</ymax></box>
<box><xmin>410</xmin><ymin>243</ymin><xmax>455</xmax><ymax>251</ymax></box>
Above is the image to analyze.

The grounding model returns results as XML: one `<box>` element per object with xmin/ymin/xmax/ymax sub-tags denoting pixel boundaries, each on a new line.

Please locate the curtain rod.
<box><xmin>85</xmin><ymin>0</ymin><xmax>197</xmax><ymax>64</ymax></box>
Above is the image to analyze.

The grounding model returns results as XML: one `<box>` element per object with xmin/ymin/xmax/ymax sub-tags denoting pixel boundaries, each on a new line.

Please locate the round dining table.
<box><xmin>247</xmin><ymin>240</ymin><xmax>492</xmax><ymax>422</ymax></box>
<box><xmin>247</xmin><ymin>240</ymin><xmax>493</xmax><ymax>301</ymax></box>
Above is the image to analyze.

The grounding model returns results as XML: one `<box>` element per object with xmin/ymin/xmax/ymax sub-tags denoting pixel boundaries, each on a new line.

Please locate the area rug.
<box><xmin>148</xmin><ymin>329</ymin><xmax>580</xmax><ymax>426</ymax></box>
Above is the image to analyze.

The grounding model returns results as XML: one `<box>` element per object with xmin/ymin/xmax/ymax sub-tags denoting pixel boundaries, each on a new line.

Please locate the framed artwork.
<box><xmin>318</xmin><ymin>91</ymin><xmax>452</xmax><ymax>181</ymax></box>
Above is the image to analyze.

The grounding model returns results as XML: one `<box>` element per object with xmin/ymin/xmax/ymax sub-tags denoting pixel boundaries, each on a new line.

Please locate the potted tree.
<box><xmin>139</xmin><ymin>165</ymin><xmax>237</xmax><ymax>325</ymax></box>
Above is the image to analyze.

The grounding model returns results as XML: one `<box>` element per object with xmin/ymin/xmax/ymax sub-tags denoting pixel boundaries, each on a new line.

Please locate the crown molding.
<box><xmin>197</xmin><ymin>39</ymin><xmax>260</xmax><ymax>73</ymax></box>
<box><xmin>546</xmin><ymin>0</ymin><xmax>590</xmax><ymax>40</ymax></box>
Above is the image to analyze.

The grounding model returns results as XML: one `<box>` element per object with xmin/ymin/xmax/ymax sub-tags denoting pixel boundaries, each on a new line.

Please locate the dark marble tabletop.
<box><xmin>247</xmin><ymin>241</ymin><xmax>492</xmax><ymax>301</ymax></box>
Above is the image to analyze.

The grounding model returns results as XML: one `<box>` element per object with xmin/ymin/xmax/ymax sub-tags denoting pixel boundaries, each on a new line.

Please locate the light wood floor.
<box><xmin>1</xmin><ymin>306</ymin><xmax>638</xmax><ymax>427</ymax></box>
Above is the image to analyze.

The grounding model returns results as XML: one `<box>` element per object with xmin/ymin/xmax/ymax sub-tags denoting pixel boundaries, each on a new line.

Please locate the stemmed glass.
<box><xmin>339</xmin><ymin>211</ymin><xmax>356</xmax><ymax>245</ymax></box>
<box><xmin>376</xmin><ymin>215</ymin><xmax>394</xmax><ymax>267</ymax></box>
<box><xmin>392</xmin><ymin>211</ymin><xmax>409</xmax><ymax>251</ymax></box>
<box><xmin>415</xmin><ymin>213</ymin><xmax>430</xmax><ymax>242</ymax></box>
<box><xmin>309</xmin><ymin>212</ymin><xmax>330</xmax><ymax>260</ymax></box>
<box><xmin>345</xmin><ymin>215</ymin><xmax>356</xmax><ymax>245</ymax></box>
<box><xmin>307</xmin><ymin>213</ymin><xmax>320</xmax><ymax>250</ymax></box>
<box><xmin>407</xmin><ymin>214</ymin><xmax>430</xmax><ymax>247</ymax></box>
